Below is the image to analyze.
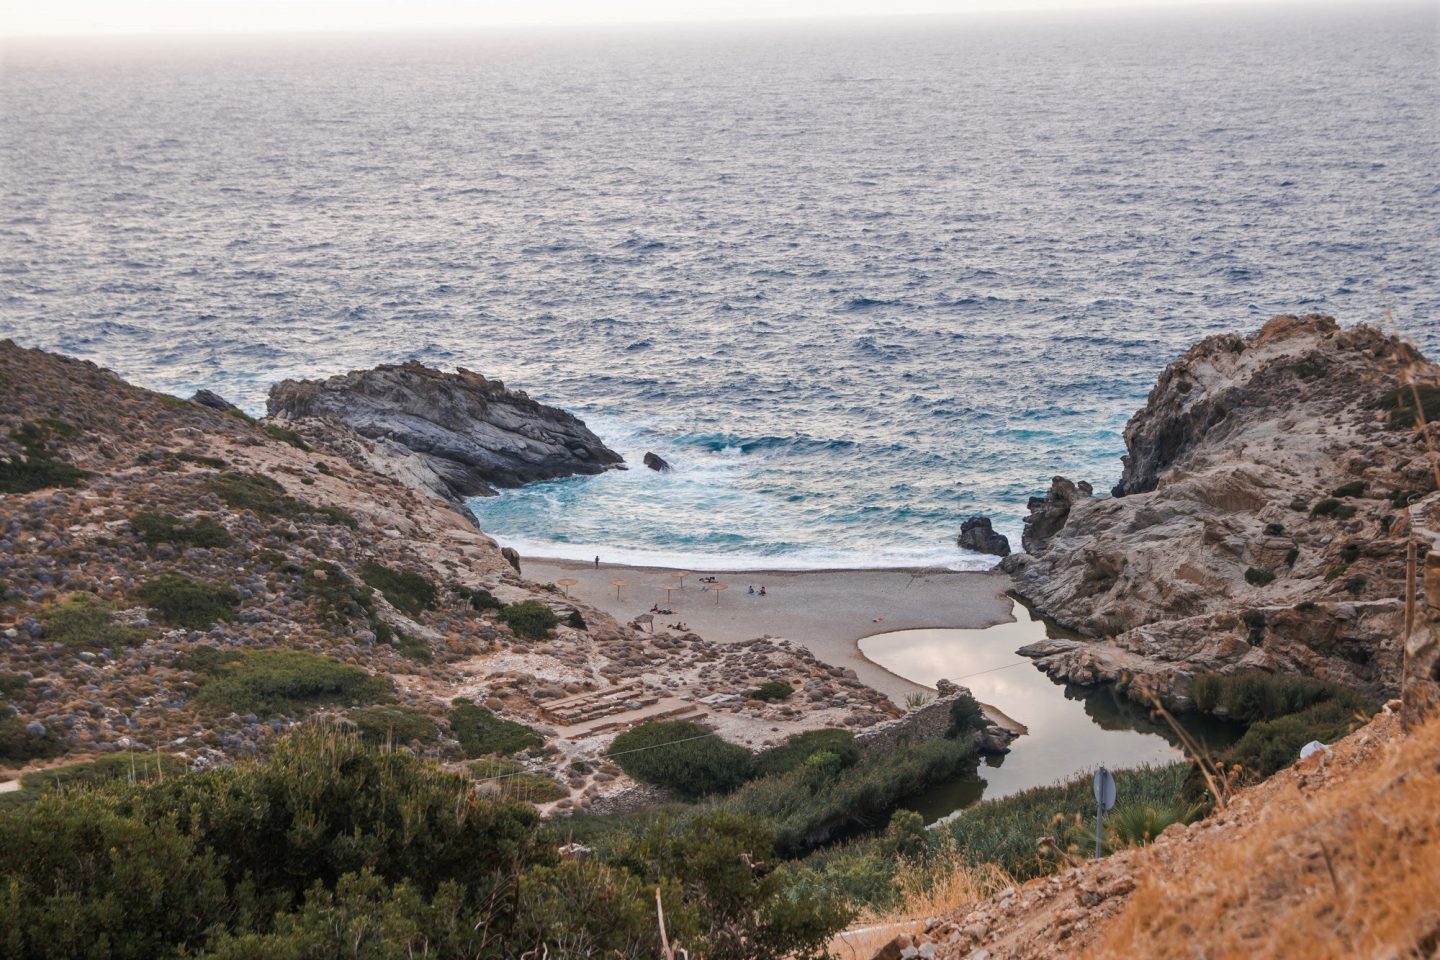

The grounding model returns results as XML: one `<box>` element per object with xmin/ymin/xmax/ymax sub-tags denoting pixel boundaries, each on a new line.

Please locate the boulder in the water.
<box><xmin>643</xmin><ymin>452</ymin><xmax>672</xmax><ymax>473</ymax></box>
<box><xmin>957</xmin><ymin>516</ymin><xmax>1011</xmax><ymax>557</ymax></box>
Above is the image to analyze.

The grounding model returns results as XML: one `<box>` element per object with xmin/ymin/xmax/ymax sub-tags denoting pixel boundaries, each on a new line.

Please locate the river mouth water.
<box><xmin>858</xmin><ymin>599</ymin><xmax>1241</xmax><ymax>823</ymax></box>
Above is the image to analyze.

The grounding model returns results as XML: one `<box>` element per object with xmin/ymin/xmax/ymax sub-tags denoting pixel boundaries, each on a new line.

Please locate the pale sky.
<box><xmin>0</xmin><ymin>0</ymin><xmax>1380</xmax><ymax>38</ymax></box>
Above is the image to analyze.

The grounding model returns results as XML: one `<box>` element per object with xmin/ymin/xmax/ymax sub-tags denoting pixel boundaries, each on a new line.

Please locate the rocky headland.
<box><xmin>0</xmin><ymin>341</ymin><xmax>901</xmax><ymax>810</ymax></box>
<box><xmin>266</xmin><ymin>361</ymin><xmax>624</xmax><ymax>510</ymax></box>
<box><xmin>1002</xmin><ymin>315</ymin><xmax>1438</xmax><ymax>708</ymax></box>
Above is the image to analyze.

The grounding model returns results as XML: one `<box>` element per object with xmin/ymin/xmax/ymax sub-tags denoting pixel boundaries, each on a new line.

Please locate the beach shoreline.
<box><xmin>522</xmin><ymin>556</ymin><xmax>1018</xmax><ymax>705</ymax></box>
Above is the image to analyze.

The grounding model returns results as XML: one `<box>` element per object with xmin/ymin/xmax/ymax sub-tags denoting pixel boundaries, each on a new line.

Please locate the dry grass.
<box><xmin>1087</xmin><ymin>711</ymin><xmax>1440</xmax><ymax>959</ymax></box>
<box><xmin>830</xmin><ymin>848</ymin><xmax>1014</xmax><ymax>959</ymax></box>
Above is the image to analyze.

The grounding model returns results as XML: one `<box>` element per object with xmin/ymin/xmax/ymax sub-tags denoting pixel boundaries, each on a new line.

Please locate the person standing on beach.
<box><xmin>594</xmin><ymin>556</ymin><xmax>600</xmax><ymax>569</ymax></box>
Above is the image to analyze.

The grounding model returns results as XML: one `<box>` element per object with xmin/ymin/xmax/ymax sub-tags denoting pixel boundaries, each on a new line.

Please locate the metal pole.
<box><xmin>1096</xmin><ymin>804</ymin><xmax>1103</xmax><ymax>859</ymax></box>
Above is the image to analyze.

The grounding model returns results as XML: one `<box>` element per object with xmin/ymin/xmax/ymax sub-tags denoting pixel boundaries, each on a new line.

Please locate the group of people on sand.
<box><xmin>747</xmin><ymin>585</ymin><xmax>767</xmax><ymax>596</ymax></box>
<box><xmin>667</xmin><ymin>621</ymin><xmax>689</xmax><ymax>631</ymax></box>
<box><xmin>649</xmin><ymin>604</ymin><xmax>675</xmax><ymax>616</ymax></box>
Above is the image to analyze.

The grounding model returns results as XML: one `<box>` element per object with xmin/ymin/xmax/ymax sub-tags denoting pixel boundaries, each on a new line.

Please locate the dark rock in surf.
<box><xmin>1017</xmin><ymin>477</ymin><xmax>1092</xmax><ymax>555</ymax></box>
<box><xmin>191</xmin><ymin>389</ymin><xmax>239</xmax><ymax>413</ymax></box>
<box><xmin>266</xmin><ymin>361</ymin><xmax>623</xmax><ymax>508</ymax></box>
<box><xmin>957</xmin><ymin>516</ymin><xmax>1010</xmax><ymax>557</ymax></box>
<box><xmin>643</xmin><ymin>452</ymin><xmax>672</xmax><ymax>473</ymax></box>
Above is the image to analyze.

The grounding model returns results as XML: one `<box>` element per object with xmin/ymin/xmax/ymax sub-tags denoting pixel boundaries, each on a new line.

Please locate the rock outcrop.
<box><xmin>190</xmin><ymin>389</ymin><xmax>239</xmax><ymax>413</ymax></box>
<box><xmin>957</xmin><ymin>516</ymin><xmax>1011</xmax><ymax>557</ymax></box>
<box><xmin>642</xmin><ymin>451</ymin><xmax>672</xmax><ymax>472</ymax></box>
<box><xmin>1004</xmin><ymin>316</ymin><xmax>1437</xmax><ymax>706</ymax></box>
<box><xmin>266</xmin><ymin>362</ymin><xmax>623</xmax><ymax>508</ymax></box>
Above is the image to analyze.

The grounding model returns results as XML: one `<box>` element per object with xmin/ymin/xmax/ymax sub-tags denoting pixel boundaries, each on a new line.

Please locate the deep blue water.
<box><xmin>2</xmin><ymin>5</ymin><xmax>1436</xmax><ymax>569</ymax></box>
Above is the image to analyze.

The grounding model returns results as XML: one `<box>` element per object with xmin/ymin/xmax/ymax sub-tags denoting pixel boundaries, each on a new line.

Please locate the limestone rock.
<box><xmin>190</xmin><ymin>389</ymin><xmax>239</xmax><ymax>413</ymax></box>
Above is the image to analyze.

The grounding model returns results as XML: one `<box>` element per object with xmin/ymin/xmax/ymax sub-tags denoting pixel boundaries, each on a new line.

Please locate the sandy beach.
<box><xmin>523</xmin><ymin>558</ymin><xmax>1017</xmax><ymax>704</ymax></box>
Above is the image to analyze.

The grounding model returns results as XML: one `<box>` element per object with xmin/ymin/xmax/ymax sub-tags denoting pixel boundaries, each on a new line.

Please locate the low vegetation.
<box><xmin>0</xmin><ymin>752</ymin><xmax>188</xmax><ymax>809</ymax></box>
<box><xmin>262</xmin><ymin>423</ymin><xmax>311</xmax><ymax>450</ymax></box>
<box><xmin>500</xmin><ymin>599</ymin><xmax>559</xmax><ymax>640</ymax></box>
<box><xmin>188</xmin><ymin>649</ymin><xmax>393</xmax><ymax>717</ymax></box>
<box><xmin>469</xmin><ymin>758</ymin><xmax>568</xmax><ymax>803</ymax></box>
<box><xmin>1382</xmin><ymin>382</ymin><xmax>1440</xmax><ymax>430</ymax></box>
<box><xmin>607</xmin><ymin>720</ymin><xmax>754</xmax><ymax>799</ymax></box>
<box><xmin>203</xmin><ymin>471</ymin><xmax>356</xmax><ymax>528</ymax></box>
<box><xmin>1244</xmin><ymin>566</ymin><xmax>1276</xmax><ymax>586</ymax></box>
<box><xmin>345</xmin><ymin>705</ymin><xmax>439</xmax><ymax>748</ymax></box>
<box><xmin>0</xmin><ymin>420</ymin><xmax>88</xmax><ymax>493</ymax></box>
<box><xmin>755</xmin><ymin>729</ymin><xmax>860</xmax><ymax>778</ymax></box>
<box><xmin>751</xmin><ymin>680</ymin><xmax>795</xmax><ymax>701</ymax></box>
<box><xmin>0</xmin><ymin>726</ymin><xmax>851</xmax><ymax>959</ymax></box>
<box><xmin>38</xmin><ymin>593</ymin><xmax>142</xmax><ymax>648</ymax></box>
<box><xmin>359</xmin><ymin>562</ymin><xmax>437</xmax><ymax>619</ymax></box>
<box><xmin>130</xmin><ymin>510</ymin><xmax>233</xmax><ymax>549</ymax></box>
<box><xmin>448</xmin><ymin>698</ymin><xmax>543</xmax><ymax>757</ymax></box>
<box><xmin>455</xmin><ymin>585</ymin><xmax>503</xmax><ymax>612</ymax></box>
<box><xmin>135</xmin><ymin>573</ymin><xmax>241</xmax><ymax>629</ymax></box>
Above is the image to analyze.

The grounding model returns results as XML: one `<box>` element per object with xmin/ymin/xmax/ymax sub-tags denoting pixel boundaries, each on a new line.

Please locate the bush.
<box><xmin>204</xmin><ymin>471</ymin><xmax>355</xmax><ymax>528</ymax></box>
<box><xmin>1190</xmin><ymin>671</ymin><xmax>1353</xmax><ymax>723</ymax></box>
<box><xmin>449</xmin><ymin>698</ymin><xmax>543</xmax><ymax>757</ymax></box>
<box><xmin>566</xmin><ymin>609</ymin><xmax>588</xmax><ymax>630</ymax></box>
<box><xmin>0</xmin><ymin>716</ymin><xmax>65</xmax><ymax>766</ymax></box>
<box><xmin>136</xmin><ymin>573</ymin><xmax>240</xmax><ymax>629</ymax></box>
<box><xmin>39</xmin><ymin>593</ymin><xmax>142</xmax><ymax>648</ymax></box>
<box><xmin>755</xmin><ymin>729</ymin><xmax>860</xmax><ymax>778</ymax></box>
<box><xmin>500</xmin><ymin>600</ymin><xmax>558</xmax><ymax>640</ymax></box>
<box><xmin>262</xmin><ymin>424</ymin><xmax>311</xmax><ymax>451</ymax></box>
<box><xmin>1244</xmin><ymin>567</ymin><xmax>1276</xmax><ymax>586</ymax></box>
<box><xmin>1104</xmin><ymin>802</ymin><xmax>1198</xmax><ymax>849</ymax></box>
<box><xmin>386</xmin><ymin>631</ymin><xmax>433</xmax><ymax>664</ymax></box>
<box><xmin>302</xmin><ymin>562</ymin><xmax>375</xmax><ymax>624</ymax></box>
<box><xmin>359</xmin><ymin>562</ymin><xmax>437</xmax><ymax>619</ymax></box>
<box><xmin>455</xmin><ymin>585</ymin><xmax>503</xmax><ymax>612</ymax></box>
<box><xmin>191</xmin><ymin>650</ymin><xmax>393</xmax><ymax>717</ymax></box>
<box><xmin>1383</xmin><ymin>383</ymin><xmax>1440</xmax><ymax>430</ymax></box>
<box><xmin>1226</xmin><ymin>699</ymin><xmax>1366</xmax><ymax>778</ymax></box>
<box><xmin>1310</xmin><ymin>498</ymin><xmax>1341</xmax><ymax>517</ymax></box>
<box><xmin>1284</xmin><ymin>547</ymin><xmax>1299</xmax><ymax>566</ymax></box>
<box><xmin>0</xmin><ymin>421</ymin><xmax>89</xmax><ymax>493</ymax></box>
<box><xmin>2</xmin><ymin>752</ymin><xmax>189</xmax><ymax>808</ymax></box>
<box><xmin>608</xmin><ymin>720</ymin><xmax>754</xmax><ymax>800</ymax></box>
<box><xmin>469</xmin><ymin>758</ymin><xmax>568</xmax><ymax>803</ymax></box>
<box><xmin>131</xmin><ymin>510</ymin><xmax>232</xmax><ymax>549</ymax></box>
<box><xmin>346</xmin><ymin>706</ymin><xmax>439</xmax><ymax>748</ymax></box>
<box><xmin>751</xmin><ymin>680</ymin><xmax>795</xmax><ymax>702</ymax></box>
<box><xmin>1330</xmin><ymin>480</ymin><xmax>1366</xmax><ymax>498</ymax></box>
<box><xmin>0</xmin><ymin>671</ymin><xmax>26</xmax><ymax>699</ymax></box>
<box><xmin>949</xmin><ymin>691</ymin><xmax>986</xmax><ymax>735</ymax></box>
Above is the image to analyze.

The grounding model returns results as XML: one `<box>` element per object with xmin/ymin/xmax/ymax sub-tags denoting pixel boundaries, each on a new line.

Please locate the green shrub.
<box><xmin>1284</xmin><ymin>547</ymin><xmax>1299</xmax><ymax>566</ymax></box>
<box><xmin>39</xmin><ymin>593</ymin><xmax>141</xmax><ymax>648</ymax></box>
<box><xmin>4</xmin><ymin>752</ymin><xmax>189</xmax><ymax>807</ymax></box>
<box><xmin>346</xmin><ymin>706</ymin><xmax>439</xmax><ymax>747</ymax></box>
<box><xmin>387</xmin><ymin>631</ymin><xmax>433</xmax><ymax>664</ymax></box>
<box><xmin>1226</xmin><ymin>699</ymin><xmax>1366</xmax><ymax>778</ymax></box>
<box><xmin>1244</xmin><ymin>567</ymin><xmax>1276</xmax><ymax>587</ymax></box>
<box><xmin>359</xmin><ymin>562</ymin><xmax>437</xmax><ymax>619</ymax></box>
<box><xmin>755</xmin><ymin>729</ymin><xmax>860</xmax><ymax>778</ymax></box>
<box><xmin>449</xmin><ymin>698</ymin><xmax>543</xmax><ymax>757</ymax></box>
<box><xmin>608</xmin><ymin>720</ymin><xmax>754</xmax><ymax>800</ymax></box>
<box><xmin>948</xmin><ymin>691</ymin><xmax>986</xmax><ymax>735</ymax></box>
<box><xmin>0</xmin><ymin>421</ymin><xmax>88</xmax><ymax>493</ymax></box>
<box><xmin>1330</xmin><ymin>480</ymin><xmax>1366</xmax><ymax>498</ymax></box>
<box><xmin>175</xmin><ymin>451</ymin><xmax>227</xmax><ymax>468</ymax></box>
<box><xmin>0</xmin><ymin>716</ymin><xmax>66</xmax><ymax>766</ymax></box>
<box><xmin>1292</xmin><ymin>360</ymin><xmax>1328</xmax><ymax>380</ymax></box>
<box><xmin>566</xmin><ymin>609</ymin><xmax>588</xmax><ymax>630</ymax></box>
<box><xmin>1335</xmin><ymin>503</ymin><xmax>1357</xmax><ymax>519</ymax></box>
<box><xmin>262</xmin><ymin>424</ymin><xmax>311</xmax><ymax>451</ymax></box>
<box><xmin>135</xmin><ymin>573</ymin><xmax>240</xmax><ymax>629</ymax></box>
<box><xmin>1104</xmin><ymin>801</ymin><xmax>1199</xmax><ymax>849</ymax></box>
<box><xmin>751</xmin><ymin>680</ymin><xmax>795</xmax><ymax>702</ymax></box>
<box><xmin>1294</xmin><ymin>600</ymin><xmax>1318</xmax><ymax>612</ymax></box>
<box><xmin>131</xmin><ymin>510</ymin><xmax>233</xmax><ymax>549</ymax></box>
<box><xmin>302</xmin><ymin>562</ymin><xmax>375</xmax><ymax>624</ymax></box>
<box><xmin>191</xmin><ymin>650</ymin><xmax>393</xmax><ymax>717</ymax></box>
<box><xmin>500</xmin><ymin>600</ymin><xmax>558</xmax><ymax>640</ymax></box>
<box><xmin>0</xmin><ymin>671</ymin><xmax>26</xmax><ymax>699</ymax></box>
<box><xmin>469</xmin><ymin>758</ymin><xmax>567</xmax><ymax>803</ymax></box>
<box><xmin>1190</xmin><ymin>670</ymin><xmax>1353</xmax><ymax>723</ymax></box>
<box><xmin>456</xmin><ymin>586</ymin><xmax>503</xmax><ymax>612</ymax></box>
<box><xmin>722</xmin><ymin>737</ymin><xmax>976</xmax><ymax>858</ymax></box>
<box><xmin>203</xmin><ymin>470</ymin><xmax>293</xmax><ymax>514</ymax></box>
<box><xmin>1310</xmin><ymin>498</ymin><xmax>1341</xmax><ymax>517</ymax></box>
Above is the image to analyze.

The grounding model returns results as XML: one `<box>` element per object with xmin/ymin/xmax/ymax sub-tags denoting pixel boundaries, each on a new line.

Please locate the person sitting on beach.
<box><xmin>759</xmin><ymin>586</ymin><xmax>767</xmax><ymax>597</ymax></box>
<box><xmin>747</xmin><ymin>585</ymin><xmax>754</xmax><ymax>594</ymax></box>
<box><xmin>650</xmin><ymin>604</ymin><xmax>660</xmax><ymax>613</ymax></box>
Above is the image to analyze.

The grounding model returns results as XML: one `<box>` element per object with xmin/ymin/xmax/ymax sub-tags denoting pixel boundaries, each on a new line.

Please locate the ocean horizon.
<box><xmin>4</xmin><ymin>3</ymin><xmax>1436</xmax><ymax>570</ymax></box>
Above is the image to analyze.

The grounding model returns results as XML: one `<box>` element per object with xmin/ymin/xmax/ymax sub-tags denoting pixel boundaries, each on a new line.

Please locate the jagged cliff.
<box><xmin>266</xmin><ymin>361</ymin><xmax>624</xmax><ymax>508</ymax></box>
<box><xmin>1002</xmin><ymin>315</ymin><xmax>1437</xmax><ymax>706</ymax></box>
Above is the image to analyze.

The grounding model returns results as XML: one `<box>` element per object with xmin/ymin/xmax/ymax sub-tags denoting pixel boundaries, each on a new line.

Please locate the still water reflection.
<box><xmin>859</xmin><ymin>600</ymin><xmax>1239</xmax><ymax>823</ymax></box>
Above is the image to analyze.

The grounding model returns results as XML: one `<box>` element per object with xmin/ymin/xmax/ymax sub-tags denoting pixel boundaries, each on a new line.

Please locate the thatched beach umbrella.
<box><xmin>670</xmin><ymin>570</ymin><xmax>691</xmax><ymax>589</ymax></box>
<box><xmin>711</xmin><ymin>582</ymin><xmax>728</xmax><ymax>605</ymax></box>
<box><xmin>556</xmin><ymin>577</ymin><xmax>577</xmax><ymax>597</ymax></box>
<box><xmin>659</xmin><ymin>583</ymin><xmax>678</xmax><ymax>604</ymax></box>
<box><xmin>610</xmin><ymin>577</ymin><xmax>628</xmax><ymax>600</ymax></box>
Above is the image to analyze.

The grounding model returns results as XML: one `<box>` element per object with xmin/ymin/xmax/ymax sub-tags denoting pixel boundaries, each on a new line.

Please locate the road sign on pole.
<box><xmin>1093</xmin><ymin>766</ymin><xmax>1115</xmax><ymax>858</ymax></box>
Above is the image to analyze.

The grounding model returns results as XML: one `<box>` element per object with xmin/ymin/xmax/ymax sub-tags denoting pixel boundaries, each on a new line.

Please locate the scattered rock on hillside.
<box><xmin>957</xmin><ymin>516</ymin><xmax>1010</xmax><ymax>557</ymax></box>
<box><xmin>190</xmin><ymin>389</ymin><xmax>239</xmax><ymax>413</ymax></box>
<box><xmin>266</xmin><ymin>361</ymin><xmax>624</xmax><ymax>506</ymax></box>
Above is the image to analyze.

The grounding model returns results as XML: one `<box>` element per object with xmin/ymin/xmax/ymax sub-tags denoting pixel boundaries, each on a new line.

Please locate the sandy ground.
<box><xmin>523</xmin><ymin>559</ymin><xmax>1016</xmax><ymax>704</ymax></box>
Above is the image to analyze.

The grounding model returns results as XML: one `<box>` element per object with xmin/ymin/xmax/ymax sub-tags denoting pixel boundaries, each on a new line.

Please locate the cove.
<box><xmin>859</xmin><ymin>599</ymin><xmax>1241</xmax><ymax>823</ymax></box>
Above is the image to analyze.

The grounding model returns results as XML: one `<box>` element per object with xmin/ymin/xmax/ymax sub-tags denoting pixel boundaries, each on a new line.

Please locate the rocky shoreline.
<box><xmin>1000</xmin><ymin>315</ymin><xmax>1438</xmax><ymax>709</ymax></box>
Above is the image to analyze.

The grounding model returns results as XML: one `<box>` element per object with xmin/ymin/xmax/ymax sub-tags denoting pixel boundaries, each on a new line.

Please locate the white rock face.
<box><xmin>1004</xmin><ymin>315</ymin><xmax>1437</xmax><ymax>705</ymax></box>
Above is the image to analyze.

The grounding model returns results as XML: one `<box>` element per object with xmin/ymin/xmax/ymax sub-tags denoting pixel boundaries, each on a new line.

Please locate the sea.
<box><xmin>2</xmin><ymin>3</ymin><xmax>1436</xmax><ymax>571</ymax></box>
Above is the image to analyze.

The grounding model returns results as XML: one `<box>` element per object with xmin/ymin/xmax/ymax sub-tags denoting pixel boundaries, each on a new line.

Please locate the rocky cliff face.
<box><xmin>1003</xmin><ymin>315</ymin><xmax>1437</xmax><ymax>706</ymax></box>
<box><xmin>266</xmin><ymin>362</ymin><xmax>623</xmax><ymax>508</ymax></box>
